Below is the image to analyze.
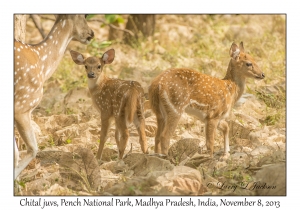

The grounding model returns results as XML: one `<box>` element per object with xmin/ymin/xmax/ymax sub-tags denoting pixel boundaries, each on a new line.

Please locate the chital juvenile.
<box><xmin>148</xmin><ymin>42</ymin><xmax>265</xmax><ymax>159</ymax></box>
<box><xmin>14</xmin><ymin>15</ymin><xmax>94</xmax><ymax>179</ymax></box>
<box><xmin>70</xmin><ymin>49</ymin><xmax>148</xmax><ymax>161</ymax></box>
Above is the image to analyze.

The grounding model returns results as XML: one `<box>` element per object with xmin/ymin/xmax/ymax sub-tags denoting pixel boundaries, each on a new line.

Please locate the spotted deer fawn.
<box><xmin>148</xmin><ymin>42</ymin><xmax>265</xmax><ymax>160</ymax></box>
<box><xmin>70</xmin><ymin>49</ymin><xmax>148</xmax><ymax>161</ymax></box>
<box><xmin>14</xmin><ymin>15</ymin><xmax>94</xmax><ymax>179</ymax></box>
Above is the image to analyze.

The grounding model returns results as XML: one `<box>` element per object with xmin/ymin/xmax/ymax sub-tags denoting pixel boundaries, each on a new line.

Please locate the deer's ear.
<box><xmin>229</xmin><ymin>42</ymin><xmax>240</xmax><ymax>60</ymax></box>
<box><xmin>239</xmin><ymin>41</ymin><xmax>245</xmax><ymax>53</ymax></box>
<box><xmin>102</xmin><ymin>49</ymin><xmax>115</xmax><ymax>64</ymax></box>
<box><xmin>70</xmin><ymin>50</ymin><xmax>85</xmax><ymax>65</ymax></box>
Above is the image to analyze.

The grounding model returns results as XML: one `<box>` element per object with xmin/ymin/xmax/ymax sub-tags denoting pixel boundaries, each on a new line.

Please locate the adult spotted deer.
<box><xmin>148</xmin><ymin>42</ymin><xmax>265</xmax><ymax>160</ymax></box>
<box><xmin>70</xmin><ymin>49</ymin><xmax>148</xmax><ymax>161</ymax></box>
<box><xmin>14</xmin><ymin>15</ymin><xmax>94</xmax><ymax>179</ymax></box>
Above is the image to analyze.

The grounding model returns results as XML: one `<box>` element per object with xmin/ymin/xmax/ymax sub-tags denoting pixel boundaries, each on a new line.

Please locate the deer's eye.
<box><xmin>85</xmin><ymin>65</ymin><xmax>88</xmax><ymax>69</ymax></box>
<box><xmin>246</xmin><ymin>62</ymin><xmax>252</xmax><ymax>67</ymax></box>
<box><xmin>98</xmin><ymin>65</ymin><xmax>101</xmax><ymax>69</ymax></box>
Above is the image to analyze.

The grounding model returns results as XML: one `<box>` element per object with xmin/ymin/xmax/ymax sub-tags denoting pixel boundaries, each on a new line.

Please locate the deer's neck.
<box><xmin>223</xmin><ymin>59</ymin><xmax>246</xmax><ymax>102</ymax></box>
<box><xmin>33</xmin><ymin>19</ymin><xmax>74</xmax><ymax>82</ymax></box>
<box><xmin>88</xmin><ymin>74</ymin><xmax>107</xmax><ymax>93</ymax></box>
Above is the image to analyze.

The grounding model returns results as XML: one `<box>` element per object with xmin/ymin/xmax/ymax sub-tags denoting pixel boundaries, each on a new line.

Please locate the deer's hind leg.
<box><xmin>153</xmin><ymin>108</ymin><xmax>166</xmax><ymax>154</ymax></box>
<box><xmin>133</xmin><ymin>105</ymin><xmax>148</xmax><ymax>154</ymax></box>
<box><xmin>14</xmin><ymin>113</ymin><xmax>38</xmax><ymax>179</ymax></box>
<box><xmin>115</xmin><ymin>116</ymin><xmax>129</xmax><ymax>159</ymax></box>
<box><xmin>157</xmin><ymin>98</ymin><xmax>182</xmax><ymax>155</ymax></box>
<box><xmin>218</xmin><ymin>119</ymin><xmax>230</xmax><ymax>161</ymax></box>
<box><xmin>160</xmin><ymin>114</ymin><xmax>181</xmax><ymax>155</ymax></box>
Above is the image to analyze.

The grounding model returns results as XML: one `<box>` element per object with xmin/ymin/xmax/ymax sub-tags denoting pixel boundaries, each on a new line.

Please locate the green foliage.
<box><xmin>128</xmin><ymin>185</ymin><xmax>136</xmax><ymax>193</ymax></box>
<box><xmin>87</xmin><ymin>40</ymin><xmax>113</xmax><ymax>57</ymax></box>
<box><xmin>86</xmin><ymin>14</ymin><xmax>97</xmax><ymax>20</ymax></box>
<box><xmin>253</xmin><ymin>89</ymin><xmax>286</xmax><ymax>126</ymax></box>
<box><xmin>243</xmin><ymin>174</ymin><xmax>253</xmax><ymax>182</ymax></box>
<box><xmin>87</xmin><ymin>15</ymin><xmax>123</xmax><ymax>56</ymax></box>
<box><xmin>263</xmin><ymin>113</ymin><xmax>282</xmax><ymax>126</ymax></box>
<box><xmin>255</xmin><ymin>90</ymin><xmax>286</xmax><ymax>109</ymax></box>
<box><xmin>15</xmin><ymin>180</ymin><xmax>26</xmax><ymax>189</ymax></box>
<box><xmin>50</xmin><ymin>58</ymin><xmax>87</xmax><ymax>93</ymax></box>
<box><xmin>65</xmin><ymin>107</ymin><xmax>75</xmax><ymax>115</ymax></box>
<box><xmin>48</xmin><ymin>135</ymin><xmax>55</xmax><ymax>146</ymax></box>
<box><xmin>104</xmin><ymin>14</ymin><xmax>124</xmax><ymax>24</ymax></box>
<box><xmin>45</xmin><ymin>107</ymin><xmax>52</xmax><ymax>115</ymax></box>
<box><xmin>39</xmin><ymin>145</ymin><xmax>46</xmax><ymax>150</ymax></box>
<box><xmin>65</xmin><ymin>139</ymin><xmax>72</xmax><ymax>144</ymax></box>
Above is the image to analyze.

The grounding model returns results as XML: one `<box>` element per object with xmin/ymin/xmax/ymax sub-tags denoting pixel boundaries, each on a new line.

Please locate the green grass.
<box><xmin>47</xmin><ymin>57</ymin><xmax>88</xmax><ymax>93</ymax></box>
<box><xmin>255</xmin><ymin>90</ymin><xmax>286</xmax><ymax>109</ymax></box>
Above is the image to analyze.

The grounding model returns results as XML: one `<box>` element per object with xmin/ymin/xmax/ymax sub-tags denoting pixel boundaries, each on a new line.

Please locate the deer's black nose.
<box><xmin>87</xmin><ymin>30</ymin><xmax>94</xmax><ymax>41</ymax></box>
<box><xmin>88</xmin><ymin>72</ymin><xmax>95</xmax><ymax>78</ymax></box>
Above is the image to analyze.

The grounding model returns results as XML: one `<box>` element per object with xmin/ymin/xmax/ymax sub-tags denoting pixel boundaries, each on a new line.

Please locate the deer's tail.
<box><xmin>124</xmin><ymin>87</ymin><xmax>139</xmax><ymax>123</ymax></box>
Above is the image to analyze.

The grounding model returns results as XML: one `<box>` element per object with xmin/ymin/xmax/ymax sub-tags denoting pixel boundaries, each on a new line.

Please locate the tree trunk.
<box><xmin>108</xmin><ymin>22</ymin><xmax>123</xmax><ymax>41</ymax></box>
<box><xmin>124</xmin><ymin>14</ymin><xmax>155</xmax><ymax>46</ymax></box>
<box><xmin>14</xmin><ymin>15</ymin><xmax>26</xmax><ymax>42</ymax></box>
<box><xmin>30</xmin><ymin>15</ymin><xmax>46</xmax><ymax>39</ymax></box>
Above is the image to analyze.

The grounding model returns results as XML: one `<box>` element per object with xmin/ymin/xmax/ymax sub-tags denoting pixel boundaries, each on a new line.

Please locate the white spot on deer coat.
<box><xmin>45</xmin><ymin>68</ymin><xmax>51</xmax><ymax>76</ymax></box>
<box><xmin>190</xmin><ymin>99</ymin><xmax>208</xmax><ymax>107</ymax></box>
<box><xmin>41</xmin><ymin>55</ymin><xmax>47</xmax><ymax>61</ymax></box>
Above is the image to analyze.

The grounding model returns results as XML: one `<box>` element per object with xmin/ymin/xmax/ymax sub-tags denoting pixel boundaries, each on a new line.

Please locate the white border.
<box><xmin>2</xmin><ymin>0</ymin><xmax>296</xmax><ymax>209</ymax></box>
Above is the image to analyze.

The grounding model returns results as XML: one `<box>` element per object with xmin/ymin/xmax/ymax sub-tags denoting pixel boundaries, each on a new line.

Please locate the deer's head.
<box><xmin>70</xmin><ymin>49</ymin><xmax>115</xmax><ymax>79</ymax></box>
<box><xmin>56</xmin><ymin>15</ymin><xmax>94</xmax><ymax>44</ymax></box>
<box><xmin>229</xmin><ymin>42</ymin><xmax>265</xmax><ymax>80</ymax></box>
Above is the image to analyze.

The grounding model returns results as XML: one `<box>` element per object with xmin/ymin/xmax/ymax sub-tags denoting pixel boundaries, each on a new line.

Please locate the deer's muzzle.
<box><xmin>87</xmin><ymin>30</ymin><xmax>94</xmax><ymax>41</ymax></box>
<box><xmin>255</xmin><ymin>73</ymin><xmax>265</xmax><ymax>79</ymax></box>
<box><xmin>88</xmin><ymin>72</ymin><xmax>96</xmax><ymax>78</ymax></box>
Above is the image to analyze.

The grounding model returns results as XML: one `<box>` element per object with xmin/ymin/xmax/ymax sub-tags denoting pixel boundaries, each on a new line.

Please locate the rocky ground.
<box><xmin>14</xmin><ymin>14</ymin><xmax>286</xmax><ymax>196</ymax></box>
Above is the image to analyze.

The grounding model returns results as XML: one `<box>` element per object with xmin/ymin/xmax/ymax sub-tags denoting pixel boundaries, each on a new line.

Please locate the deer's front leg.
<box><xmin>96</xmin><ymin>117</ymin><xmax>111</xmax><ymax>160</ymax></box>
<box><xmin>205</xmin><ymin>118</ymin><xmax>218</xmax><ymax>157</ymax></box>
<box><xmin>218</xmin><ymin>119</ymin><xmax>230</xmax><ymax>161</ymax></box>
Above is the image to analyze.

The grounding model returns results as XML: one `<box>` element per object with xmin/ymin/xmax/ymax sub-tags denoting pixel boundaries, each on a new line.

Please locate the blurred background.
<box><xmin>17</xmin><ymin>14</ymin><xmax>285</xmax><ymax>89</ymax></box>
